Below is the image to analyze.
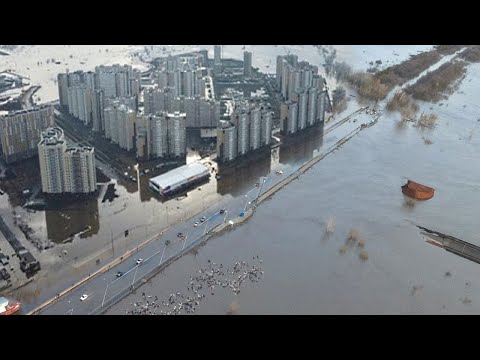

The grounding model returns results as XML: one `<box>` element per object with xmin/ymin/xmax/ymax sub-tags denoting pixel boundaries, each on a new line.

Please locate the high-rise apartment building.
<box><xmin>38</xmin><ymin>127</ymin><xmax>67</xmax><ymax>194</ymax></box>
<box><xmin>0</xmin><ymin>105</ymin><xmax>55</xmax><ymax>164</ymax></box>
<box><xmin>244</xmin><ymin>51</ymin><xmax>252</xmax><ymax>78</ymax></box>
<box><xmin>280</xmin><ymin>101</ymin><xmax>298</xmax><ymax>135</ymax></box>
<box><xmin>249</xmin><ymin>106</ymin><xmax>261</xmax><ymax>151</ymax></box>
<box><xmin>217</xmin><ymin>102</ymin><xmax>272</xmax><ymax>164</ymax></box>
<box><xmin>136</xmin><ymin>112</ymin><xmax>186</xmax><ymax>161</ymax></box>
<box><xmin>38</xmin><ymin>127</ymin><xmax>96</xmax><ymax>194</ymax></box>
<box><xmin>103</xmin><ymin>104</ymin><xmax>136</xmax><ymax>151</ymax></box>
<box><xmin>214</xmin><ymin>45</ymin><xmax>222</xmax><ymax>65</ymax></box>
<box><xmin>149</xmin><ymin>113</ymin><xmax>169</xmax><ymax>159</ymax></box>
<box><xmin>231</xmin><ymin>108</ymin><xmax>250</xmax><ymax>156</ymax></box>
<box><xmin>63</xmin><ymin>147</ymin><xmax>96</xmax><ymax>193</ymax></box>
<box><xmin>296</xmin><ymin>90</ymin><xmax>308</xmax><ymax>131</ymax></box>
<box><xmin>260</xmin><ymin>109</ymin><xmax>273</xmax><ymax>147</ymax></box>
<box><xmin>217</xmin><ymin>121</ymin><xmax>237</xmax><ymax>163</ymax></box>
<box><xmin>166</xmin><ymin>112</ymin><xmax>186</xmax><ymax>159</ymax></box>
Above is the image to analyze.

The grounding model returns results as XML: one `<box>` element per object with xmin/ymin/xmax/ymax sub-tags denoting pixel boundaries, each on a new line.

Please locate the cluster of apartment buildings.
<box><xmin>56</xmin><ymin>52</ymin><xmax>222</xmax><ymax>163</ymax></box>
<box><xmin>0</xmin><ymin>103</ymin><xmax>96</xmax><ymax>195</ymax></box>
<box><xmin>38</xmin><ymin>127</ymin><xmax>96</xmax><ymax>194</ymax></box>
<box><xmin>148</xmin><ymin>52</ymin><xmax>219</xmax><ymax>128</ymax></box>
<box><xmin>143</xmin><ymin>83</ymin><xmax>219</xmax><ymax>128</ymax></box>
<box><xmin>0</xmin><ymin>105</ymin><xmax>55</xmax><ymax>164</ymax></box>
<box><xmin>58</xmin><ymin>65</ymin><xmax>141</xmax><ymax>133</ymax></box>
<box><xmin>135</xmin><ymin>111</ymin><xmax>186</xmax><ymax>160</ymax></box>
<box><xmin>276</xmin><ymin>55</ymin><xmax>327</xmax><ymax>135</ymax></box>
<box><xmin>217</xmin><ymin>101</ymin><xmax>273</xmax><ymax>163</ymax></box>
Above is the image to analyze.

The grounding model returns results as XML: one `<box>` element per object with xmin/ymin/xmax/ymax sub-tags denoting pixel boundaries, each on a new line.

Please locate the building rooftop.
<box><xmin>65</xmin><ymin>146</ymin><xmax>94</xmax><ymax>153</ymax></box>
<box><xmin>39</xmin><ymin>127</ymin><xmax>65</xmax><ymax>145</ymax></box>
<box><xmin>0</xmin><ymin>104</ymin><xmax>52</xmax><ymax>118</ymax></box>
<box><xmin>150</xmin><ymin>162</ymin><xmax>209</xmax><ymax>190</ymax></box>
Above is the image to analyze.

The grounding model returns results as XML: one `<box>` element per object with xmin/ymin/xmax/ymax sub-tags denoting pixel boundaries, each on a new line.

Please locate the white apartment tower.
<box><xmin>217</xmin><ymin>122</ymin><xmax>237</xmax><ymax>163</ymax></box>
<box><xmin>260</xmin><ymin>110</ymin><xmax>273</xmax><ymax>147</ymax></box>
<box><xmin>38</xmin><ymin>127</ymin><xmax>67</xmax><ymax>194</ymax></box>
<box><xmin>149</xmin><ymin>113</ymin><xmax>169</xmax><ymax>158</ymax></box>
<box><xmin>166</xmin><ymin>112</ymin><xmax>186</xmax><ymax>158</ymax></box>
<box><xmin>244</xmin><ymin>51</ymin><xmax>252</xmax><ymax>78</ymax></box>
<box><xmin>38</xmin><ymin>127</ymin><xmax>96</xmax><ymax>194</ymax></box>
<box><xmin>63</xmin><ymin>147</ymin><xmax>96</xmax><ymax>193</ymax></box>
<box><xmin>249</xmin><ymin>106</ymin><xmax>261</xmax><ymax>151</ymax></box>
<box><xmin>232</xmin><ymin>108</ymin><xmax>250</xmax><ymax>156</ymax></box>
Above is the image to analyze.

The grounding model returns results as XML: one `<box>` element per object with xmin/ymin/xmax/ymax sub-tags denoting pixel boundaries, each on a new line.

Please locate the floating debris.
<box><xmin>410</xmin><ymin>285</ymin><xmax>423</xmax><ymax>296</ymax></box>
<box><xmin>227</xmin><ymin>301</ymin><xmax>239</xmax><ymax>315</ymax></box>
<box><xmin>359</xmin><ymin>250</ymin><xmax>369</xmax><ymax>261</ymax></box>
<box><xmin>125</xmin><ymin>257</ymin><xmax>264</xmax><ymax>315</ymax></box>
<box><xmin>460</xmin><ymin>297</ymin><xmax>472</xmax><ymax>305</ymax></box>
<box><xmin>325</xmin><ymin>217</ymin><xmax>335</xmax><ymax>234</ymax></box>
<box><xmin>347</xmin><ymin>228</ymin><xmax>360</xmax><ymax>242</ymax></box>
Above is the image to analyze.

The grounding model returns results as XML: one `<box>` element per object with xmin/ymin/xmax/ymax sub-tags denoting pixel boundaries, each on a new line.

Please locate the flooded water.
<box><xmin>1</xmin><ymin>45</ymin><xmax>432</xmax><ymax>105</ymax></box>
<box><xmin>107</xmin><ymin>51</ymin><xmax>480</xmax><ymax>315</ymax></box>
<box><xmin>3</xmin><ymin>45</ymin><xmax>479</xmax><ymax>313</ymax></box>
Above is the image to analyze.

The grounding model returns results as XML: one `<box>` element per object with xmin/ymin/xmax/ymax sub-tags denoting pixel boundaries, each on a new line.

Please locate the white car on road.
<box><xmin>136</xmin><ymin>258</ymin><xmax>143</xmax><ymax>265</ymax></box>
<box><xmin>80</xmin><ymin>294</ymin><xmax>88</xmax><ymax>301</ymax></box>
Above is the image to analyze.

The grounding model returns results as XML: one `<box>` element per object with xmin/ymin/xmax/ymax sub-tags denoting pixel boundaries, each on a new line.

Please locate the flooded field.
<box><xmin>3</xmin><ymin>45</ymin><xmax>478</xmax><ymax>314</ymax></box>
<box><xmin>108</xmin><ymin>52</ymin><xmax>480</xmax><ymax>315</ymax></box>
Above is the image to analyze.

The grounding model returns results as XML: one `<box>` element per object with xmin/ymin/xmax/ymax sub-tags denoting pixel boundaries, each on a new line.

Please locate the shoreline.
<box><xmin>91</xmin><ymin>118</ymin><xmax>371</xmax><ymax>315</ymax></box>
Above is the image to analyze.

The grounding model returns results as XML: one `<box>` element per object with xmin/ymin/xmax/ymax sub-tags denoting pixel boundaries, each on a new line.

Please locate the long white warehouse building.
<box><xmin>149</xmin><ymin>162</ymin><xmax>210</xmax><ymax>196</ymax></box>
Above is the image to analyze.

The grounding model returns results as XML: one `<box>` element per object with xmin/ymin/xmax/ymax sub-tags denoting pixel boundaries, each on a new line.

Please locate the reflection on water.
<box><xmin>44</xmin><ymin>198</ymin><xmax>99</xmax><ymax>243</ymax></box>
<box><xmin>279</xmin><ymin>122</ymin><xmax>325</xmax><ymax>165</ymax></box>
<box><xmin>217</xmin><ymin>150</ymin><xmax>272</xmax><ymax>196</ymax></box>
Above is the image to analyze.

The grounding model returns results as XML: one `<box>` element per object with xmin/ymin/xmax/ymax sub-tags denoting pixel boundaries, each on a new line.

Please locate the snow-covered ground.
<box><xmin>0</xmin><ymin>45</ymin><xmax>145</xmax><ymax>103</ymax></box>
<box><xmin>0</xmin><ymin>45</ymin><xmax>434</xmax><ymax>105</ymax></box>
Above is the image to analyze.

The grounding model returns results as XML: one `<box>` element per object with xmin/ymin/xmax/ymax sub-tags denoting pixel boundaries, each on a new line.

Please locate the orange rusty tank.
<box><xmin>402</xmin><ymin>180</ymin><xmax>435</xmax><ymax>200</ymax></box>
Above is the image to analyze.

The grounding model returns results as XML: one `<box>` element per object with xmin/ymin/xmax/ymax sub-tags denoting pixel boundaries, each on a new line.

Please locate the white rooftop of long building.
<box><xmin>149</xmin><ymin>162</ymin><xmax>209</xmax><ymax>190</ymax></box>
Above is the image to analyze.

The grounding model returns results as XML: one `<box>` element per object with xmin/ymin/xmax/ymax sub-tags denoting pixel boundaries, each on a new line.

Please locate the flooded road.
<box><xmin>3</xmin><ymin>45</ymin><xmax>478</xmax><ymax>313</ymax></box>
<box><xmin>108</xmin><ymin>64</ymin><xmax>480</xmax><ymax>315</ymax></box>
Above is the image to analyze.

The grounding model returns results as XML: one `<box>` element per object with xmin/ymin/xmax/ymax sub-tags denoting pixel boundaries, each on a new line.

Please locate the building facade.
<box><xmin>166</xmin><ymin>112</ymin><xmax>186</xmax><ymax>158</ymax></box>
<box><xmin>63</xmin><ymin>147</ymin><xmax>96</xmax><ymax>193</ymax></box>
<box><xmin>244</xmin><ymin>51</ymin><xmax>252</xmax><ymax>78</ymax></box>
<box><xmin>217</xmin><ymin>102</ymin><xmax>273</xmax><ymax>164</ymax></box>
<box><xmin>38</xmin><ymin>127</ymin><xmax>67</xmax><ymax>194</ymax></box>
<box><xmin>0</xmin><ymin>105</ymin><xmax>55</xmax><ymax>164</ymax></box>
<box><xmin>38</xmin><ymin>127</ymin><xmax>96</xmax><ymax>194</ymax></box>
<box><xmin>217</xmin><ymin>121</ymin><xmax>237</xmax><ymax>163</ymax></box>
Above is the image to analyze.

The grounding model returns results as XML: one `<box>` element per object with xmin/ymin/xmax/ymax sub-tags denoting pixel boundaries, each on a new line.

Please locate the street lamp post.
<box><xmin>223</xmin><ymin>201</ymin><xmax>232</xmax><ymax>223</ymax></box>
<box><xmin>182</xmin><ymin>234</ymin><xmax>188</xmax><ymax>250</ymax></box>
<box><xmin>158</xmin><ymin>245</ymin><xmax>166</xmax><ymax>266</ymax></box>
<box><xmin>132</xmin><ymin>265</ymin><xmax>139</xmax><ymax>289</ymax></box>
<box><xmin>243</xmin><ymin>195</ymin><xmax>250</xmax><ymax>213</ymax></box>
<box><xmin>102</xmin><ymin>279</ymin><xmax>110</xmax><ymax>308</ymax></box>
<box><xmin>253</xmin><ymin>177</ymin><xmax>267</xmax><ymax>210</ymax></box>
<box><xmin>203</xmin><ymin>218</ymin><xmax>209</xmax><ymax>236</ymax></box>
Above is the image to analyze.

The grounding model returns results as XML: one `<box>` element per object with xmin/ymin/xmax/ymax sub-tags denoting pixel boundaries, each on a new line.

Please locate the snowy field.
<box><xmin>0</xmin><ymin>45</ymin><xmax>434</xmax><ymax>104</ymax></box>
